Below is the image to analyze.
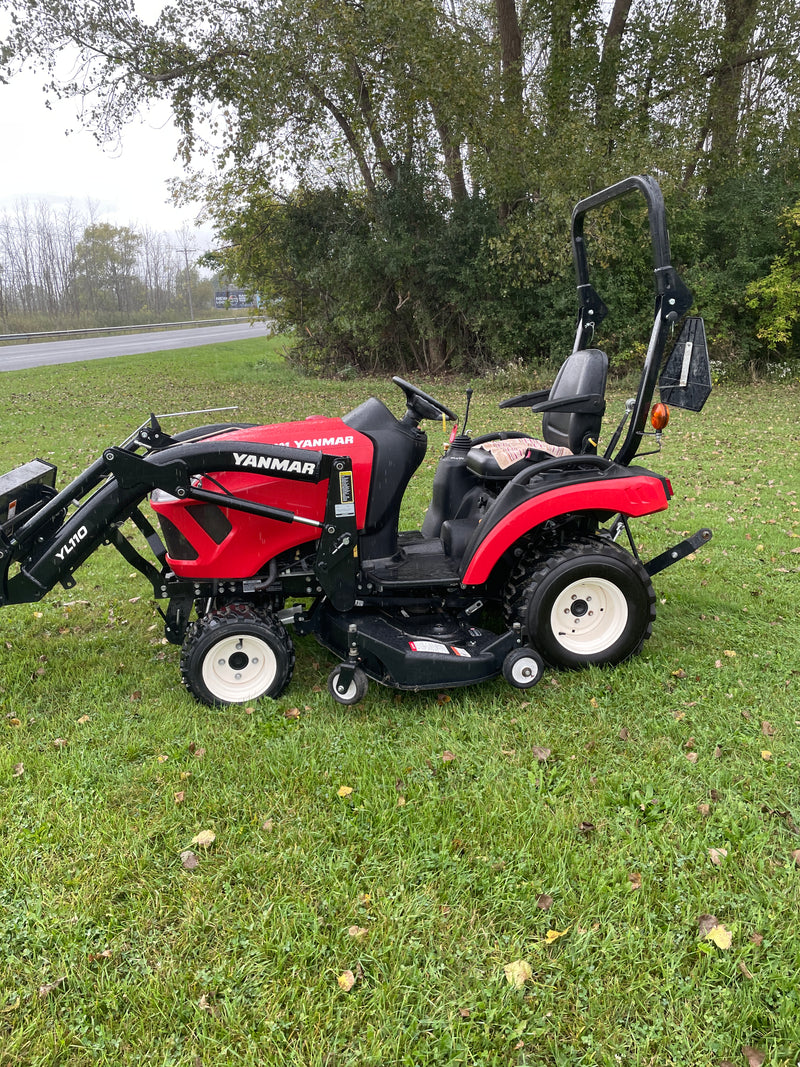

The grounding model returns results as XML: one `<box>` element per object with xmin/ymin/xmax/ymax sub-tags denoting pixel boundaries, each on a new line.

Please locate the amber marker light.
<box><xmin>651</xmin><ymin>402</ymin><xmax>670</xmax><ymax>431</ymax></box>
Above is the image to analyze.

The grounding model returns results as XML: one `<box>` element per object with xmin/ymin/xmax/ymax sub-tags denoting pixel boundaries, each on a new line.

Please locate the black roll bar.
<box><xmin>570</xmin><ymin>175</ymin><xmax>694</xmax><ymax>466</ymax></box>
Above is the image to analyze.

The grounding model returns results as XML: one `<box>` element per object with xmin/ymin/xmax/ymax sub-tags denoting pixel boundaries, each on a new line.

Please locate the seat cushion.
<box><xmin>466</xmin><ymin>437</ymin><xmax>573</xmax><ymax>479</ymax></box>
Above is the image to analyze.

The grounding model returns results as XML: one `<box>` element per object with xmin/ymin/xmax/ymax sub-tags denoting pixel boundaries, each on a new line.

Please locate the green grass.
<box><xmin>0</xmin><ymin>339</ymin><xmax>799</xmax><ymax>1066</ymax></box>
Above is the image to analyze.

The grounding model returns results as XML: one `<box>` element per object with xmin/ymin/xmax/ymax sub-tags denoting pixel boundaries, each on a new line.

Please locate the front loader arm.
<box><xmin>1</xmin><ymin>439</ymin><xmax>329</xmax><ymax>605</ymax></box>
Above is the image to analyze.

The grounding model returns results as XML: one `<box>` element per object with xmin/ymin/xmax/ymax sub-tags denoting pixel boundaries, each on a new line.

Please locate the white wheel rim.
<box><xmin>202</xmin><ymin>633</ymin><xmax>277</xmax><ymax>702</ymax></box>
<box><xmin>332</xmin><ymin>673</ymin><xmax>358</xmax><ymax>701</ymax></box>
<box><xmin>511</xmin><ymin>656</ymin><xmax>540</xmax><ymax>685</ymax></box>
<box><xmin>550</xmin><ymin>576</ymin><xmax>629</xmax><ymax>655</ymax></box>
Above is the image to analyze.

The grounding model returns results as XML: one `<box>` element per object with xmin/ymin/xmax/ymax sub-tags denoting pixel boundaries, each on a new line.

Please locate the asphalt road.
<box><xmin>0</xmin><ymin>321</ymin><xmax>268</xmax><ymax>373</ymax></box>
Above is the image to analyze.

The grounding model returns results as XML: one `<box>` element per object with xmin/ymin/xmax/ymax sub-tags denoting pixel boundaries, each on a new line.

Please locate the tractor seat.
<box><xmin>466</xmin><ymin>347</ymin><xmax>608</xmax><ymax>481</ymax></box>
<box><xmin>466</xmin><ymin>436</ymin><xmax>572</xmax><ymax>480</ymax></box>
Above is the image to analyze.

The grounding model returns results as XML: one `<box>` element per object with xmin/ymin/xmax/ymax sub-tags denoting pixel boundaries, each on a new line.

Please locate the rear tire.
<box><xmin>181</xmin><ymin>603</ymin><xmax>294</xmax><ymax>706</ymax></box>
<box><xmin>507</xmin><ymin>538</ymin><xmax>655</xmax><ymax>669</ymax></box>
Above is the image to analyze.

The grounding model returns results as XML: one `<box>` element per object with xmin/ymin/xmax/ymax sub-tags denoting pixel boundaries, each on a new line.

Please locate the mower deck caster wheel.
<box><xmin>502</xmin><ymin>647</ymin><xmax>544</xmax><ymax>689</ymax></box>
<box><xmin>328</xmin><ymin>665</ymin><xmax>369</xmax><ymax>706</ymax></box>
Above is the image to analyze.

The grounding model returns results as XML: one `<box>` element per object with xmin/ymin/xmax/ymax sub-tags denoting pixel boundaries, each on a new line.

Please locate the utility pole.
<box><xmin>179</xmin><ymin>243</ymin><xmax>196</xmax><ymax>321</ymax></box>
<box><xmin>173</xmin><ymin>233</ymin><xmax>198</xmax><ymax>321</ymax></box>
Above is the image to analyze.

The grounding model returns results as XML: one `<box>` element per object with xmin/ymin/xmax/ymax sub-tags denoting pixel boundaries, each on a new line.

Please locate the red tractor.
<box><xmin>0</xmin><ymin>176</ymin><xmax>711</xmax><ymax>705</ymax></box>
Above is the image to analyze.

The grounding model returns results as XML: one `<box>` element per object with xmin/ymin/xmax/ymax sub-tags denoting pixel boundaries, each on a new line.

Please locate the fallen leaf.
<box><xmin>157</xmin><ymin>754</ymin><xmax>169</xmax><ymax>763</ymax></box>
<box><xmin>174</xmin><ymin>791</ymin><xmax>185</xmax><ymax>804</ymax></box>
<box><xmin>697</xmin><ymin>914</ymin><xmax>719</xmax><ymax>937</ymax></box>
<box><xmin>437</xmin><ymin>693</ymin><xmax>451</xmax><ymax>706</ymax></box>
<box><xmin>792</xmin><ymin>849</ymin><xmax>800</xmax><ymax>866</ymax></box>
<box><xmin>88</xmin><ymin>948</ymin><xmax>112</xmax><ymax>962</ymax></box>
<box><xmin>514</xmin><ymin>1040</ymin><xmax>525</xmax><ymax>1051</ymax></box>
<box><xmin>503</xmin><ymin>959</ymin><xmax>532</xmax><ymax>987</ymax></box>
<box><xmin>191</xmin><ymin>829</ymin><xmax>216</xmax><ymax>848</ymax></box>
<box><xmin>536</xmin><ymin>894</ymin><xmax>553</xmax><ymax>911</ymax></box>
<box><xmin>76</xmin><ymin>715</ymin><xmax>90</xmax><ymax>725</ymax></box>
<box><xmin>673</xmin><ymin>709</ymin><xmax>686</xmax><ymax>720</ymax></box>
<box><xmin>193</xmin><ymin>747</ymin><xmax>206</xmax><ymax>760</ymax></box>
<box><xmin>761</xmin><ymin>721</ymin><xmax>774</xmax><ymax>737</ymax></box>
<box><xmin>180</xmin><ymin>850</ymin><xmax>199</xmax><ymax>870</ymax></box>
<box><xmin>672</xmin><ymin>668</ymin><xmax>687</xmax><ymax>679</ymax></box>
<box><xmin>545</xmin><ymin>929</ymin><xmax>568</xmax><ymax>944</ymax></box>
<box><xmin>532</xmin><ymin>746</ymin><xmax>551</xmax><ymax>762</ymax></box>
<box><xmin>760</xmin><ymin>750</ymin><xmax>772</xmax><ymax>761</ymax></box>
<box><xmin>38</xmin><ymin>976</ymin><xmax>66</xmax><ymax>998</ymax></box>
<box><xmin>458</xmin><ymin>1007</ymin><xmax>471</xmax><ymax>1018</ymax></box>
<box><xmin>7</xmin><ymin>717</ymin><xmax>21</xmax><ymax>727</ymax></box>
<box><xmin>262</xmin><ymin>819</ymin><xmax>274</xmax><ymax>832</ymax></box>
<box><xmin>284</xmin><ymin>706</ymin><xmax>300</xmax><ymax>719</ymax></box>
<box><xmin>441</xmin><ymin>751</ymin><xmax>456</xmax><ymax>762</ymax></box>
<box><xmin>129</xmin><ymin>690</ymin><xmax>141</xmax><ymax>701</ymax></box>
<box><xmin>12</xmin><ymin>763</ymin><xmax>24</xmax><ymax>778</ymax></box>
<box><xmin>743</xmin><ymin>1047</ymin><xmax>766</xmax><ymax>1067</ymax></box>
<box><xmin>337</xmin><ymin>785</ymin><xmax>354</xmax><ymax>798</ymax></box>
<box><xmin>697</xmin><ymin>803</ymin><xmax>711</xmax><ymax>817</ymax></box>
<box><xmin>198</xmin><ymin>993</ymin><xmax>217</xmax><ymax>1016</ymax></box>
<box><xmin>705</xmin><ymin>924</ymin><xmax>733</xmax><ymax>950</ymax></box>
<box><xmin>685</xmin><ymin>751</ymin><xmax>699</xmax><ymax>764</ymax></box>
<box><xmin>709</xmin><ymin>848</ymin><xmax>728</xmax><ymax>866</ymax></box>
<box><xmin>337</xmin><ymin>970</ymin><xmax>356</xmax><ymax>991</ymax></box>
<box><xmin>577</xmin><ymin>821</ymin><xmax>595</xmax><ymax>835</ymax></box>
<box><xmin>750</xmin><ymin>932</ymin><xmax>764</xmax><ymax>946</ymax></box>
<box><xmin>713</xmin><ymin>746</ymin><xmax>722</xmax><ymax>759</ymax></box>
<box><xmin>738</xmin><ymin>960</ymin><xmax>754</xmax><ymax>979</ymax></box>
<box><xmin>619</xmin><ymin>727</ymin><xmax>630</xmax><ymax>741</ymax></box>
<box><xmin>685</xmin><ymin>736</ymin><xmax>696</xmax><ymax>750</ymax></box>
<box><xmin>52</xmin><ymin>738</ymin><xmax>68</xmax><ymax>749</ymax></box>
<box><xmin>628</xmin><ymin>871</ymin><xmax>642</xmax><ymax>890</ymax></box>
<box><xmin>723</xmin><ymin>649</ymin><xmax>737</xmax><ymax>658</ymax></box>
<box><xmin>397</xmin><ymin>795</ymin><xmax>406</xmax><ymax>806</ymax></box>
<box><xmin>180</xmin><ymin>771</ymin><xmax>191</xmax><ymax>781</ymax></box>
<box><xmin>347</xmin><ymin>926</ymin><xmax>368</xmax><ymax>938</ymax></box>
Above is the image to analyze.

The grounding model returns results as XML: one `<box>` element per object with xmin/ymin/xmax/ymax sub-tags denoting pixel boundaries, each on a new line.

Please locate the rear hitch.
<box><xmin>644</xmin><ymin>528</ymin><xmax>713</xmax><ymax>577</ymax></box>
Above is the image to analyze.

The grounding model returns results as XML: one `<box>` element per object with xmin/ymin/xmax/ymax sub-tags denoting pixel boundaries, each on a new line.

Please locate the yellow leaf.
<box><xmin>337</xmin><ymin>786</ymin><xmax>354</xmax><ymax>798</ymax></box>
<box><xmin>723</xmin><ymin>649</ymin><xmax>737</xmax><ymax>658</ymax></box>
<box><xmin>760</xmin><ymin>750</ymin><xmax>772</xmax><ymax>761</ymax></box>
<box><xmin>76</xmin><ymin>715</ymin><xmax>90</xmax><ymax>724</ymax></box>
<box><xmin>705</xmin><ymin>924</ymin><xmax>733</xmax><ymax>950</ymax></box>
<box><xmin>337</xmin><ymin>969</ymin><xmax>356</xmax><ymax>991</ymax></box>
<box><xmin>545</xmin><ymin>928</ymin><xmax>568</xmax><ymax>944</ymax></box>
<box><xmin>191</xmin><ymin>830</ymin><xmax>216</xmax><ymax>848</ymax></box>
<box><xmin>503</xmin><ymin>959</ymin><xmax>532</xmax><ymax>987</ymax></box>
<box><xmin>347</xmin><ymin>926</ymin><xmax>368</xmax><ymax>938</ymax></box>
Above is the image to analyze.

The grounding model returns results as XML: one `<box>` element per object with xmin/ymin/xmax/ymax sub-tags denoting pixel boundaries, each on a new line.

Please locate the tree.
<box><xmin>70</xmin><ymin>223</ymin><xmax>143</xmax><ymax>314</ymax></box>
<box><xmin>4</xmin><ymin>0</ymin><xmax>800</xmax><ymax>371</ymax></box>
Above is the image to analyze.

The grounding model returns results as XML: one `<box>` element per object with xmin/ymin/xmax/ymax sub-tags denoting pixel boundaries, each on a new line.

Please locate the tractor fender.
<box><xmin>461</xmin><ymin>471</ymin><xmax>670</xmax><ymax>585</ymax></box>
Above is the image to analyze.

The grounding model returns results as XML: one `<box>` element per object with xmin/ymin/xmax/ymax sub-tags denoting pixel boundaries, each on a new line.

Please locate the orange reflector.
<box><xmin>651</xmin><ymin>402</ymin><xmax>670</xmax><ymax>431</ymax></box>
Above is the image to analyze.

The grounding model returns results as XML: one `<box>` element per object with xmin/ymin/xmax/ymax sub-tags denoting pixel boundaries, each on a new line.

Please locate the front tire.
<box><xmin>507</xmin><ymin>538</ymin><xmax>656</xmax><ymax>669</ymax></box>
<box><xmin>181</xmin><ymin>604</ymin><xmax>294</xmax><ymax>706</ymax></box>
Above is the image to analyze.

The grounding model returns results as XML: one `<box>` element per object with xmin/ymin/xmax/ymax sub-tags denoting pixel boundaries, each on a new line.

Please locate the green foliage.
<box><xmin>205</xmin><ymin>176</ymin><xmax>577</xmax><ymax>375</ymax></box>
<box><xmin>4</xmin><ymin>0</ymin><xmax>800</xmax><ymax>370</ymax></box>
<box><xmin>746</xmin><ymin>202</ymin><xmax>800</xmax><ymax>352</ymax></box>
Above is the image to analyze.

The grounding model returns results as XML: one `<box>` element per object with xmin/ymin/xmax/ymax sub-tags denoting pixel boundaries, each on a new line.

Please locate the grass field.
<box><xmin>0</xmin><ymin>338</ymin><xmax>798</xmax><ymax>1066</ymax></box>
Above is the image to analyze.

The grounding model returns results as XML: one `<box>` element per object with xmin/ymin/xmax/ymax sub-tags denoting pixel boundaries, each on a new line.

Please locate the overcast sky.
<box><xmin>0</xmin><ymin>3</ymin><xmax>211</xmax><ymax>242</ymax></box>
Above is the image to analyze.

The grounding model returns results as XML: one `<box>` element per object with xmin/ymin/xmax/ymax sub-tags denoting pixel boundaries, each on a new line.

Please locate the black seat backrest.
<box><xmin>542</xmin><ymin>347</ymin><xmax>608</xmax><ymax>454</ymax></box>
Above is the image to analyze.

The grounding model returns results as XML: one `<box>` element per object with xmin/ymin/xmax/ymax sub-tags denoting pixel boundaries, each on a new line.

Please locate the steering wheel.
<box><xmin>392</xmin><ymin>376</ymin><xmax>457</xmax><ymax>423</ymax></box>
